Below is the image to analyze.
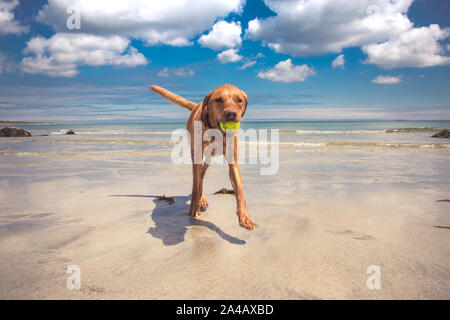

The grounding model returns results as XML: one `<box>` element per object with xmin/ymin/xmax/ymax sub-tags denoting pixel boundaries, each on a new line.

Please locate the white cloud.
<box><xmin>246</xmin><ymin>0</ymin><xmax>413</xmax><ymax>56</ymax></box>
<box><xmin>257</xmin><ymin>59</ymin><xmax>315</xmax><ymax>83</ymax></box>
<box><xmin>0</xmin><ymin>53</ymin><xmax>7</xmax><ymax>74</ymax></box>
<box><xmin>217</xmin><ymin>49</ymin><xmax>243</xmax><ymax>63</ymax></box>
<box><xmin>239</xmin><ymin>60</ymin><xmax>256</xmax><ymax>70</ymax></box>
<box><xmin>239</xmin><ymin>52</ymin><xmax>264</xmax><ymax>70</ymax></box>
<box><xmin>332</xmin><ymin>54</ymin><xmax>345</xmax><ymax>69</ymax></box>
<box><xmin>372</xmin><ymin>75</ymin><xmax>402</xmax><ymax>84</ymax></box>
<box><xmin>20</xmin><ymin>33</ymin><xmax>148</xmax><ymax>77</ymax></box>
<box><xmin>198</xmin><ymin>20</ymin><xmax>242</xmax><ymax>50</ymax></box>
<box><xmin>0</xmin><ymin>0</ymin><xmax>28</xmax><ymax>35</ymax></box>
<box><xmin>0</xmin><ymin>52</ymin><xmax>16</xmax><ymax>74</ymax></box>
<box><xmin>245</xmin><ymin>0</ymin><xmax>450</xmax><ymax>69</ymax></box>
<box><xmin>0</xmin><ymin>55</ymin><xmax>4</xmax><ymax>75</ymax></box>
<box><xmin>244</xmin><ymin>106</ymin><xmax>450</xmax><ymax>121</ymax></box>
<box><xmin>158</xmin><ymin>67</ymin><xmax>170</xmax><ymax>77</ymax></box>
<box><xmin>363</xmin><ymin>24</ymin><xmax>450</xmax><ymax>69</ymax></box>
<box><xmin>31</xmin><ymin>0</ymin><xmax>245</xmax><ymax>77</ymax></box>
<box><xmin>158</xmin><ymin>67</ymin><xmax>194</xmax><ymax>77</ymax></box>
<box><xmin>37</xmin><ymin>0</ymin><xmax>244</xmax><ymax>46</ymax></box>
<box><xmin>174</xmin><ymin>68</ymin><xmax>195</xmax><ymax>77</ymax></box>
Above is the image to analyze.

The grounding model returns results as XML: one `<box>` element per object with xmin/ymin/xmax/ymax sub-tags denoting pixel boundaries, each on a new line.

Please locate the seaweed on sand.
<box><xmin>157</xmin><ymin>195</ymin><xmax>175</xmax><ymax>205</ymax></box>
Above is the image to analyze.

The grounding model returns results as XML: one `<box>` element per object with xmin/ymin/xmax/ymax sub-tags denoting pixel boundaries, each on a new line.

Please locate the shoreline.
<box><xmin>0</xmin><ymin>121</ymin><xmax>61</xmax><ymax>126</ymax></box>
<box><xmin>2</xmin><ymin>120</ymin><xmax>450</xmax><ymax>125</ymax></box>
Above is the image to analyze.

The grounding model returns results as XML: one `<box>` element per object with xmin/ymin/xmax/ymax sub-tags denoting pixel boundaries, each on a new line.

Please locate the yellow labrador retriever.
<box><xmin>150</xmin><ymin>84</ymin><xmax>256</xmax><ymax>230</ymax></box>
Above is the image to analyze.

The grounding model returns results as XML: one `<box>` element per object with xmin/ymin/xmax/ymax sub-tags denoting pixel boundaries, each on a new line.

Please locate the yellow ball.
<box><xmin>220</xmin><ymin>121</ymin><xmax>240</xmax><ymax>132</ymax></box>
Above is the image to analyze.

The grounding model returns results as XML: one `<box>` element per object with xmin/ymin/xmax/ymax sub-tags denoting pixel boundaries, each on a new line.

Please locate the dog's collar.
<box><xmin>203</xmin><ymin>112</ymin><xmax>213</xmax><ymax>129</ymax></box>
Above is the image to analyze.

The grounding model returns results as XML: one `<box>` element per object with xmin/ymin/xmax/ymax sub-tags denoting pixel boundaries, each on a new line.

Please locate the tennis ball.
<box><xmin>220</xmin><ymin>121</ymin><xmax>240</xmax><ymax>132</ymax></box>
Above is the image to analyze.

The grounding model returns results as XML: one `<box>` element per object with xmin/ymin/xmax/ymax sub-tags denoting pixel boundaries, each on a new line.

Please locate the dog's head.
<box><xmin>201</xmin><ymin>84</ymin><xmax>247</xmax><ymax>133</ymax></box>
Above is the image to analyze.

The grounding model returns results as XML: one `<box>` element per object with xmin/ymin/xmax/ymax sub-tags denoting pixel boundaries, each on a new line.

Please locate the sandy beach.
<box><xmin>0</xmin><ymin>122</ymin><xmax>449</xmax><ymax>299</ymax></box>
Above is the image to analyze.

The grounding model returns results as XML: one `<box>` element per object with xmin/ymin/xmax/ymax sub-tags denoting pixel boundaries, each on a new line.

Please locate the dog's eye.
<box><xmin>215</xmin><ymin>97</ymin><xmax>223</xmax><ymax>103</ymax></box>
<box><xmin>237</xmin><ymin>98</ymin><xmax>242</xmax><ymax>103</ymax></box>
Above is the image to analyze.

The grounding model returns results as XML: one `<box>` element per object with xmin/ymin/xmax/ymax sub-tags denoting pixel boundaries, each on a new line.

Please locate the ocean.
<box><xmin>3</xmin><ymin>120</ymin><xmax>449</xmax><ymax>154</ymax></box>
<box><xmin>1</xmin><ymin>120</ymin><xmax>448</xmax><ymax>177</ymax></box>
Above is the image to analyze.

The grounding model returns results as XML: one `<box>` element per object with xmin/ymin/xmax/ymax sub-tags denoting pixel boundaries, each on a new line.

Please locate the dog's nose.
<box><xmin>224</xmin><ymin>110</ymin><xmax>237</xmax><ymax>121</ymax></box>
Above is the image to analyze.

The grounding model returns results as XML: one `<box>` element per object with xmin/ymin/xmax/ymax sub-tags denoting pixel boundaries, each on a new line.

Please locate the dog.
<box><xmin>149</xmin><ymin>84</ymin><xmax>256</xmax><ymax>230</ymax></box>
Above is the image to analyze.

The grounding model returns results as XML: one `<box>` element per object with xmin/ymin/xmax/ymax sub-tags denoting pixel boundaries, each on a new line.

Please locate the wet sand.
<box><xmin>0</xmin><ymin>144</ymin><xmax>449</xmax><ymax>299</ymax></box>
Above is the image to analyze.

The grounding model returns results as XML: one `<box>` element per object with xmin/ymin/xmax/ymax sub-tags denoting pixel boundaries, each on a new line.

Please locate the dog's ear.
<box><xmin>201</xmin><ymin>91</ymin><xmax>212</xmax><ymax>126</ymax></box>
<box><xmin>241</xmin><ymin>90</ymin><xmax>248</xmax><ymax>117</ymax></box>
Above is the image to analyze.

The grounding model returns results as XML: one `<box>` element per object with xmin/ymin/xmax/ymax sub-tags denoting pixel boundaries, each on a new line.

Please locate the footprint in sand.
<box><xmin>327</xmin><ymin>228</ymin><xmax>374</xmax><ymax>240</ymax></box>
<box><xmin>81</xmin><ymin>285</ymin><xmax>105</xmax><ymax>296</ymax></box>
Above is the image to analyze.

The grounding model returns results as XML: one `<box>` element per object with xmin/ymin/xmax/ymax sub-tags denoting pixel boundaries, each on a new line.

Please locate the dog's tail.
<box><xmin>149</xmin><ymin>85</ymin><xmax>197</xmax><ymax>111</ymax></box>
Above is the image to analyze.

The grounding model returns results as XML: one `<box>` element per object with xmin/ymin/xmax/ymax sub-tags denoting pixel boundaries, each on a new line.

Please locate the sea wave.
<box><xmin>325</xmin><ymin>142</ymin><xmax>450</xmax><ymax>148</ymax></box>
<box><xmin>384</xmin><ymin>127</ymin><xmax>448</xmax><ymax>133</ymax></box>
<box><xmin>43</xmin><ymin>138</ymin><xmax>175</xmax><ymax>145</ymax></box>
<box><xmin>245</xmin><ymin>141</ymin><xmax>326</xmax><ymax>147</ymax></box>
<box><xmin>3</xmin><ymin>150</ymin><xmax>170</xmax><ymax>158</ymax></box>
<box><xmin>296</xmin><ymin>130</ymin><xmax>386</xmax><ymax>134</ymax></box>
<box><xmin>242</xmin><ymin>141</ymin><xmax>450</xmax><ymax>148</ymax></box>
<box><xmin>2</xmin><ymin>142</ymin><xmax>449</xmax><ymax>159</ymax></box>
<box><xmin>295</xmin><ymin>127</ymin><xmax>449</xmax><ymax>134</ymax></box>
<box><xmin>49</xmin><ymin>130</ymin><xmax>172</xmax><ymax>135</ymax></box>
<box><xmin>279</xmin><ymin>142</ymin><xmax>326</xmax><ymax>147</ymax></box>
<box><xmin>44</xmin><ymin>127</ymin><xmax>449</xmax><ymax>136</ymax></box>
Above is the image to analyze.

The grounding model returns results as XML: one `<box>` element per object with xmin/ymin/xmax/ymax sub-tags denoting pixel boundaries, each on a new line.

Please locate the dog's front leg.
<box><xmin>228</xmin><ymin>161</ymin><xmax>256</xmax><ymax>230</ymax></box>
<box><xmin>199</xmin><ymin>163</ymin><xmax>209</xmax><ymax>211</ymax></box>
<box><xmin>189</xmin><ymin>163</ymin><xmax>203</xmax><ymax>217</ymax></box>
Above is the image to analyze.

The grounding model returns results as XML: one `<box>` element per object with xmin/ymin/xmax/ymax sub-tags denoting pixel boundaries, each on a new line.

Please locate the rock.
<box><xmin>432</xmin><ymin>129</ymin><xmax>450</xmax><ymax>138</ymax></box>
<box><xmin>65</xmin><ymin>130</ymin><xmax>76</xmax><ymax>135</ymax></box>
<box><xmin>0</xmin><ymin>127</ymin><xmax>32</xmax><ymax>137</ymax></box>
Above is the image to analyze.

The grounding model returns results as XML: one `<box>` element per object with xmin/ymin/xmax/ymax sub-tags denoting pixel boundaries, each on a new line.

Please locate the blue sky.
<box><xmin>0</xmin><ymin>0</ymin><xmax>449</xmax><ymax>122</ymax></box>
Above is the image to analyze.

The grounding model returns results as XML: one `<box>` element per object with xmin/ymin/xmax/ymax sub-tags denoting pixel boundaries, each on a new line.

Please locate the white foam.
<box><xmin>50</xmin><ymin>130</ymin><xmax>172</xmax><ymax>135</ymax></box>
<box><xmin>296</xmin><ymin>130</ymin><xmax>385</xmax><ymax>134</ymax></box>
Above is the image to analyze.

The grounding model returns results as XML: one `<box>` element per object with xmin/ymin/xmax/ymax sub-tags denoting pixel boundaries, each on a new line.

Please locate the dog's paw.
<box><xmin>199</xmin><ymin>197</ymin><xmax>209</xmax><ymax>211</ymax></box>
<box><xmin>238</xmin><ymin>214</ymin><xmax>257</xmax><ymax>230</ymax></box>
<box><xmin>189</xmin><ymin>206</ymin><xmax>201</xmax><ymax>217</ymax></box>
